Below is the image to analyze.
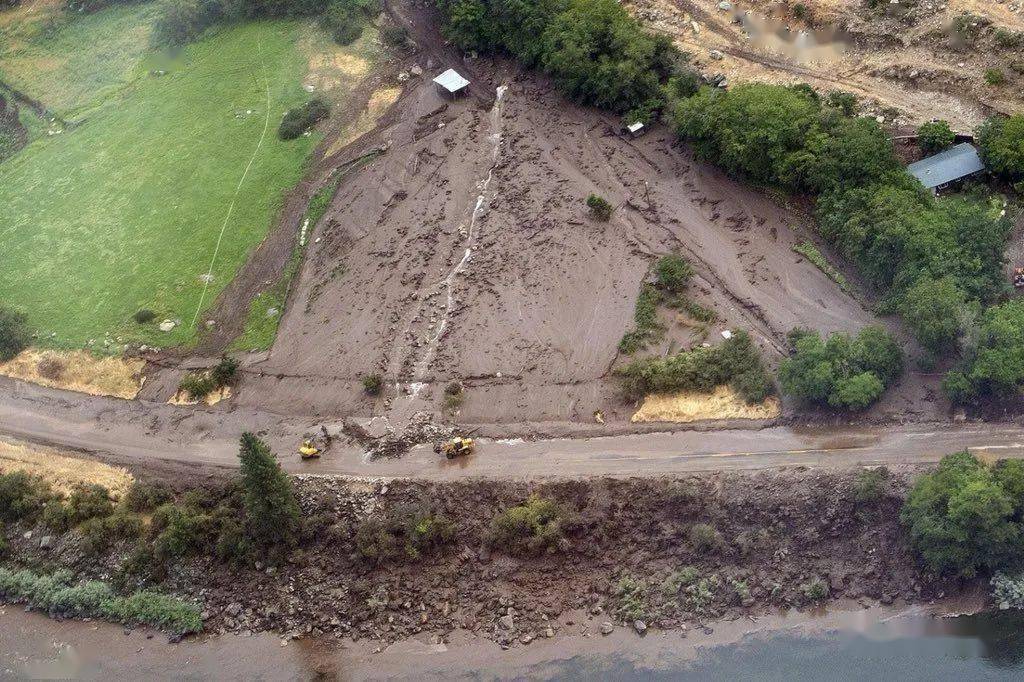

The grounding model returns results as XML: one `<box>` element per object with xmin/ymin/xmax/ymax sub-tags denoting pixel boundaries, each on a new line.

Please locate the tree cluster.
<box><xmin>434</xmin><ymin>0</ymin><xmax>678</xmax><ymax>113</ymax></box>
<box><xmin>902</xmin><ymin>451</ymin><xmax>1024</xmax><ymax>577</ymax></box>
<box><xmin>778</xmin><ymin>326</ymin><xmax>903</xmax><ymax>411</ymax></box>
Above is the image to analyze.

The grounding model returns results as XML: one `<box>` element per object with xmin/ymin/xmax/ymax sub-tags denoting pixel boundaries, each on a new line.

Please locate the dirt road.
<box><xmin>2</xmin><ymin>378</ymin><xmax>1021</xmax><ymax>479</ymax></box>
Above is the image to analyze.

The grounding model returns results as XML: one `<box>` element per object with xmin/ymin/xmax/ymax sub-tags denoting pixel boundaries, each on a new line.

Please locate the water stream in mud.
<box><xmin>405</xmin><ymin>85</ymin><xmax>508</xmax><ymax>400</ymax></box>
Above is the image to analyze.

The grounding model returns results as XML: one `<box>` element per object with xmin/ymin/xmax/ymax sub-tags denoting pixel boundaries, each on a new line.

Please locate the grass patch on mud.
<box><xmin>0</xmin><ymin>349</ymin><xmax>144</xmax><ymax>398</ymax></box>
<box><xmin>0</xmin><ymin>17</ymin><xmax>339</xmax><ymax>349</ymax></box>
<box><xmin>792</xmin><ymin>240</ymin><xmax>852</xmax><ymax>295</ymax></box>
<box><xmin>0</xmin><ymin>439</ymin><xmax>133</xmax><ymax>497</ymax></box>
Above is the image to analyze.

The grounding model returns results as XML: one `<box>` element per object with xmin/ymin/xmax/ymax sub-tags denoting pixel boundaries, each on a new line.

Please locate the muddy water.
<box><xmin>4</xmin><ymin>603</ymin><xmax>1024</xmax><ymax>680</ymax></box>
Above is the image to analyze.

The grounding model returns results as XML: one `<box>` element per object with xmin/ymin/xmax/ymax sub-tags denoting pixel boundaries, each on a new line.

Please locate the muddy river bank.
<box><xmin>4</xmin><ymin>599</ymin><xmax>1023</xmax><ymax>680</ymax></box>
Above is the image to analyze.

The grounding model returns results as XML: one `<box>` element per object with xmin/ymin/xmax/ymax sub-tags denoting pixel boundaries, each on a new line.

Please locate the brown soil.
<box><xmin>630</xmin><ymin>0</ymin><xmax>1024</xmax><ymax>130</ymax></box>
<box><xmin>228</xmin><ymin>61</ymin><xmax>935</xmax><ymax>426</ymax></box>
<box><xmin>2</xmin><ymin>466</ymin><xmax>965</xmax><ymax>648</ymax></box>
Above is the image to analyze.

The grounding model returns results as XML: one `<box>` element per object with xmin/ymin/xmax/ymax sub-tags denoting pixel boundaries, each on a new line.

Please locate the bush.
<box><xmin>178</xmin><ymin>373</ymin><xmax>217</xmax><ymax>400</ymax></box>
<box><xmin>617</xmin><ymin>330</ymin><xmax>774</xmax><ymax>404</ymax></box>
<box><xmin>319</xmin><ymin>0</ymin><xmax>365</xmax><ymax>45</ymax></box>
<box><xmin>779</xmin><ymin>326</ymin><xmax>902</xmax><ymax>411</ymax></box>
<box><xmin>801</xmin><ymin>577</ymin><xmax>829</xmax><ymax>601</ymax></box>
<box><xmin>80</xmin><ymin>512</ymin><xmax>144</xmax><ymax>555</ymax></box>
<box><xmin>654</xmin><ymin>254</ymin><xmax>694</xmax><ymax>293</ymax></box>
<box><xmin>210</xmin><ymin>355</ymin><xmax>239</xmax><ymax>387</ymax></box>
<box><xmin>899</xmin><ymin>276</ymin><xmax>970</xmax><ymax>354</ymax></box>
<box><xmin>853</xmin><ymin>466</ymin><xmax>889</xmax><ymax>504</ymax></box>
<box><xmin>489</xmin><ymin>494</ymin><xmax>566</xmax><ymax>556</ymax></box>
<box><xmin>0</xmin><ymin>567</ymin><xmax>201</xmax><ymax>635</ymax></box>
<box><xmin>901</xmin><ymin>451</ymin><xmax>1022</xmax><ymax>577</ymax></box>
<box><xmin>238</xmin><ymin>433</ymin><xmax>300</xmax><ymax>556</ymax></box>
<box><xmin>151</xmin><ymin>0</ymin><xmax>223</xmax><ymax>47</ymax></box>
<box><xmin>826</xmin><ymin>90</ymin><xmax>857</xmax><ymax>116</ymax></box>
<box><xmin>152</xmin><ymin>504</ymin><xmax>212</xmax><ymax>559</ymax></box>
<box><xmin>36</xmin><ymin>353</ymin><xmax>65</xmax><ymax>380</ymax></box>
<box><xmin>442</xmin><ymin>381</ymin><xmax>464</xmax><ymax>411</ymax></box>
<box><xmin>0</xmin><ymin>305</ymin><xmax>30</xmax><ymax>363</ymax></box>
<box><xmin>0</xmin><ymin>472</ymin><xmax>53</xmax><ymax>522</ymax></box>
<box><xmin>278</xmin><ymin>97</ymin><xmax>330</xmax><ymax>140</ymax></box>
<box><xmin>381</xmin><ymin>23</ymin><xmax>409</xmax><ymax>47</ymax></box>
<box><xmin>688</xmin><ymin>523</ymin><xmax>723</xmax><ymax>552</ymax></box>
<box><xmin>917</xmin><ymin>120</ymin><xmax>955</xmax><ymax>155</ymax></box>
<box><xmin>355</xmin><ymin>508</ymin><xmax>454</xmax><ymax>563</ymax></box>
<box><xmin>618</xmin><ymin>284</ymin><xmax>663</xmax><ymax>354</ymax></box>
<box><xmin>123</xmin><ymin>480</ymin><xmax>175</xmax><ymax>513</ymax></box>
<box><xmin>586</xmin><ymin>193</ymin><xmax>613</xmax><ymax>221</ymax></box>
<box><xmin>67</xmin><ymin>484</ymin><xmax>114</xmax><ymax>524</ymax></box>
<box><xmin>362</xmin><ymin>373</ymin><xmax>383</xmax><ymax>395</ymax></box>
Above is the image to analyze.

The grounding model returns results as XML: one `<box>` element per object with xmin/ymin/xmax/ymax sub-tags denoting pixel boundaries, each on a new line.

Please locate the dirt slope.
<box><xmin>233</xmin><ymin>65</ymin><xmax>906</xmax><ymax>425</ymax></box>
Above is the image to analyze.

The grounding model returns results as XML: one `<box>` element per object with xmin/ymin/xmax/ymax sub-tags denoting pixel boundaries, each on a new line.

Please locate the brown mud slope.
<box><xmin>2</xmin><ymin>467</ymin><xmax>962</xmax><ymax>648</ymax></box>
<box><xmin>631</xmin><ymin>0</ymin><xmax>1024</xmax><ymax>129</ymax></box>
<box><xmin>238</xmin><ymin>68</ymin><xmax>927</xmax><ymax>425</ymax></box>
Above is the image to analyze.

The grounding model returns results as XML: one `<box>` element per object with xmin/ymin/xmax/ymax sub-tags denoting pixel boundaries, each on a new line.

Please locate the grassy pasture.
<box><xmin>0</xmin><ymin>17</ymin><xmax>320</xmax><ymax>348</ymax></box>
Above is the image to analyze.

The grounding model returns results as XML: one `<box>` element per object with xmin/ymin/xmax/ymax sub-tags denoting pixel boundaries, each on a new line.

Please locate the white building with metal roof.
<box><xmin>907</xmin><ymin>142</ymin><xmax>986</xmax><ymax>194</ymax></box>
<box><xmin>433</xmin><ymin>68</ymin><xmax>470</xmax><ymax>97</ymax></box>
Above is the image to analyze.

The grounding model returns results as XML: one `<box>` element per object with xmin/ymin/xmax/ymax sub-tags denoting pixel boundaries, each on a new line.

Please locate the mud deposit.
<box><xmin>3</xmin><ymin>467</ymin><xmax>964</xmax><ymax>651</ymax></box>
<box><xmin>235</xmin><ymin>66</ymin><xmax>928</xmax><ymax>426</ymax></box>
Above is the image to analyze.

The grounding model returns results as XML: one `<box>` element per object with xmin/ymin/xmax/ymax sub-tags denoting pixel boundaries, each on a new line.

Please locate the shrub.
<box><xmin>901</xmin><ymin>451</ymin><xmax>1022</xmax><ymax>577</ymax></box>
<box><xmin>79</xmin><ymin>512</ymin><xmax>144</xmax><ymax>555</ymax></box>
<box><xmin>801</xmin><ymin>577</ymin><xmax>829</xmax><ymax>601</ymax></box>
<box><xmin>917</xmin><ymin>120</ymin><xmax>955</xmax><ymax>155</ymax></box>
<box><xmin>355</xmin><ymin>508</ymin><xmax>454</xmax><ymax>563</ymax></box>
<box><xmin>612</xmin><ymin>575</ymin><xmax>650</xmax><ymax>621</ymax></box>
<box><xmin>984</xmin><ymin>69</ymin><xmax>1006</xmax><ymax>86</ymax></box>
<box><xmin>489</xmin><ymin>494</ymin><xmax>566</xmax><ymax>556</ymax></box>
<box><xmin>112</xmin><ymin>590</ymin><xmax>203</xmax><ymax>634</ymax></box>
<box><xmin>779</xmin><ymin>326</ymin><xmax>902</xmax><ymax>411</ymax></box>
<box><xmin>977</xmin><ymin>115</ymin><xmax>1024</xmax><ymax>183</ymax></box>
<box><xmin>210</xmin><ymin>355</ymin><xmax>239</xmax><ymax>387</ymax></box>
<box><xmin>319</xmin><ymin>0</ymin><xmax>365</xmax><ymax>45</ymax></box>
<box><xmin>586</xmin><ymin>194</ymin><xmax>613</xmax><ymax>221</ymax></box>
<box><xmin>853</xmin><ymin>466</ymin><xmax>889</xmax><ymax>504</ymax></box>
<box><xmin>899</xmin><ymin>276</ymin><xmax>970</xmax><ymax>354</ymax></box>
<box><xmin>238</xmin><ymin>433</ymin><xmax>300</xmax><ymax>556</ymax></box>
<box><xmin>178</xmin><ymin>373</ymin><xmax>216</xmax><ymax>400</ymax></box>
<box><xmin>688</xmin><ymin>523</ymin><xmax>723</xmax><ymax>552</ymax></box>
<box><xmin>278</xmin><ymin>97</ymin><xmax>330</xmax><ymax>140</ymax></box>
<box><xmin>617</xmin><ymin>330</ymin><xmax>774</xmax><ymax>404</ymax></box>
<box><xmin>67</xmin><ymin>484</ymin><xmax>114</xmax><ymax>524</ymax></box>
<box><xmin>654</xmin><ymin>254</ymin><xmax>694</xmax><ymax>293</ymax></box>
<box><xmin>152</xmin><ymin>504</ymin><xmax>212</xmax><ymax>559</ymax></box>
<box><xmin>122</xmin><ymin>480</ymin><xmax>175</xmax><ymax>513</ymax></box>
<box><xmin>0</xmin><ymin>305</ymin><xmax>30</xmax><ymax>362</ymax></box>
<box><xmin>362</xmin><ymin>373</ymin><xmax>383</xmax><ymax>395</ymax></box>
<box><xmin>381</xmin><ymin>23</ymin><xmax>409</xmax><ymax>47</ymax></box>
<box><xmin>826</xmin><ymin>90</ymin><xmax>857</xmax><ymax>116</ymax></box>
<box><xmin>792</xmin><ymin>2</ymin><xmax>807</xmax><ymax>19</ymax></box>
<box><xmin>151</xmin><ymin>0</ymin><xmax>223</xmax><ymax>47</ymax></box>
<box><xmin>0</xmin><ymin>472</ymin><xmax>53</xmax><ymax>522</ymax></box>
<box><xmin>442</xmin><ymin>381</ymin><xmax>464</xmax><ymax>411</ymax></box>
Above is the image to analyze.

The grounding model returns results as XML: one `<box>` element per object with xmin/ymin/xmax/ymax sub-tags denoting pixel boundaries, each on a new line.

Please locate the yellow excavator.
<box><xmin>434</xmin><ymin>429</ymin><xmax>479</xmax><ymax>459</ymax></box>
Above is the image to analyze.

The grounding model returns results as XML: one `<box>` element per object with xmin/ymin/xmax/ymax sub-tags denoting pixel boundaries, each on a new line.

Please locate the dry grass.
<box><xmin>631</xmin><ymin>385</ymin><xmax>781</xmax><ymax>423</ymax></box>
<box><xmin>168</xmin><ymin>384</ymin><xmax>231</xmax><ymax>406</ymax></box>
<box><xmin>0</xmin><ymin>349</ymin><xmax>144</xmax><ymax>399</ymax></box>
<box><xmin>0</xmin><ymin>439</ymin><xmax>133</xmax><ymax>498</ymax></box>
<box><xmin>325</xmin><ymin>85</ymin><xmax>400</xmax><ymax>157</ymax></box>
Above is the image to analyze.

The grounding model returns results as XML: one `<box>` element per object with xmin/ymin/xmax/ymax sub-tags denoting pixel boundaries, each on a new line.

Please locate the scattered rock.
<box><xmin>158</xmin><ymin>320</ymin><xmax>177</xmax><ymax>332</ymax></box>
<box><xmin>709</xmin><ymin>49</ymin><xmax>724</xmax><ymax>60</ymax></box>
<box><xmin>600</xmin><ymin>622</ymin><xmax>614</xmax><ymax>635</ymax></box>
<box><xmin>633</xmin><ymin>620</ymin><xmax>648</xmax><ymax>634</ymax></box>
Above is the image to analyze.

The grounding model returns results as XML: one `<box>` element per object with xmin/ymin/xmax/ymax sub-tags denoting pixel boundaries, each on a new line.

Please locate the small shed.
<box><xmin>433</xmin><ymin>68</ymin><xmax>470</xmax><ymax>98</ymax></box>
<box><xmin>907</xmin><ymin>142</ymin><xmax>985</xmax><ymax>194</ymax></box>
<box><xmin>623</xmin><ymin>121</ymin><xmax>645</xmax><ymax>138</ymax></box>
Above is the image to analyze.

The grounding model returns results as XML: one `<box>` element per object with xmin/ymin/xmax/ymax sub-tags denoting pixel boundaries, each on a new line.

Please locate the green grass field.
<box><xmin>0</xmin><ymin>15</ymin><xmax>321</xmax><ymax>348</ymax></box>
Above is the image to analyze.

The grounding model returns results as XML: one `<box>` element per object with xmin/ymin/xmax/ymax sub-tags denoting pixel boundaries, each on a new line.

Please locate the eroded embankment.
<box><xmin>2</xmin><ymin>466</ymin><xmax>962</xmax><ymax>648</ymax></box>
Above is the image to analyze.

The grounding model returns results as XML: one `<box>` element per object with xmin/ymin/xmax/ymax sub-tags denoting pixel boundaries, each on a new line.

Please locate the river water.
<box><xmin>2</xmin><ymin>604</ymin><xmax>1023</xmax><ymax>680</ymax></box>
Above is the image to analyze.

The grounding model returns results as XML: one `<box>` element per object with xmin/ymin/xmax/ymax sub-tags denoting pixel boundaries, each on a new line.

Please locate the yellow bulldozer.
<box><xmin>434</xmin><ymin>429</ymin><xmax>478</xmax><ymax>459</ymax></box>
<box><xmin>298</xmin><ymin>426</ymin><xmax>331</xmax><ymax>460</ymax></box>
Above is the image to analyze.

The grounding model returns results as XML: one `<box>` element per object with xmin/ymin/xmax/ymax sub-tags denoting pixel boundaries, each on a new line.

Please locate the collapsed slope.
<box><xmin>234</xmin><ymin>65</ymin><xmax>920</xmax><ymax>426</ymax></box>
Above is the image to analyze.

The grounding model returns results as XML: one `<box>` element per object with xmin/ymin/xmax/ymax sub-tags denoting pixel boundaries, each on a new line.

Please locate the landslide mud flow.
<box><xmin>234</xmin><ymin>67</ymin><xmax>904</xmax><ymax>425</ymax></box>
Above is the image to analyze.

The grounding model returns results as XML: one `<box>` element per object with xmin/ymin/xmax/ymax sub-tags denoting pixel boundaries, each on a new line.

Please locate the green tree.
<box><xmin>899</xmin><ymin>276</ymin><xmax>969</xmax><ymax>354</ymax></box>
<box><xmin>977</xmin><ymin>115</ymin><xmax>1024</xmax><ymax>183</ymax></box>
<box><xmin>238</xmin><ymin>433</ymin><xmax>300</xmax><ymax>555</ymax></box>
<box><xmin>917</xmin><ymin>120</ymin><xmax>955</xmax><ymax>155</ymax></box>
<box><xmin>901</xmin><ymin>451</ymin><xmax>1021</xmax><ymax>577</ymax></box>
<box><xmin>829</xmin><ymin>372</ymin><xmax>884</xmax><ymax>410</ymax></box>
<box><xmin>0</xmin><ymin>306</ymin><xmax>30</xmax><ymax>362</ymax></box>
<box><xmin>946</xmin><ymin>299</ymin><xmax>1024</xmax><ymax>402</ymax></box>
<box><xmin>993</xmin><ymin>459</ymin><xmax>1024</xmax><ymax>517</ymax></box>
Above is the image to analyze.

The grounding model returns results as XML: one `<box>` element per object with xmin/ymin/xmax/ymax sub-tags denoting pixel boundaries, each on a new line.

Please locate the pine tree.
<box><xmin>238</xmin><ymin>433</ymin><xmax>300</xmax><ymax>555</ymax></box>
